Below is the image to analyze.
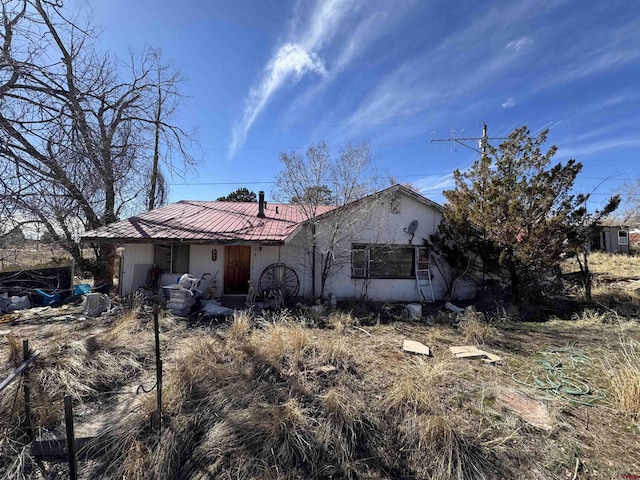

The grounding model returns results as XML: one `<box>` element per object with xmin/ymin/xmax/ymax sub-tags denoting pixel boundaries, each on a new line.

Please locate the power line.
<box><xmin>430</xmin><ymin>123</ymin><xmax>509</xmax><ymax>155</ymax></box>
<box><xmin>181</xmin><ymin>122</ymin><xmax>438</xmax><ymax>129</ymax></box>
<box><xmin>166</xmin><ymin>173</ymin><xmax>638</xmax><ymax>187</ymax></box>
<box><xmin>167</xmin><ymin>172</ymin><xmax>453</xmax><ymax>187</ymax></box>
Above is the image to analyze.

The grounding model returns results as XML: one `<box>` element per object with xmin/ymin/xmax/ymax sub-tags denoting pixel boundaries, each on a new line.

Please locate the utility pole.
<box><xmin>481</xmin><ymin>123</ymin><xmax>487</xmax><ymax>156</ymax></box>
<box><xmin>430</xmin><ymin>122</ymin><xmax>506</xmax><ymax>155</ymax></box>
<box><xmin>430</xmin><ymin>123</ymin><xmax>508</xmax><ymax>292</ymax></box>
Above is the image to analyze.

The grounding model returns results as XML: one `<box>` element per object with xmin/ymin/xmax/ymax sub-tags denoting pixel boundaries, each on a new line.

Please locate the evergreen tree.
<box><xmin>217</xmin><ymin>188</ymin><xmax>257</xmax><ymax>202</ymax></box>
<box><xmin>565</xmin><ymin>195</ymin><xmax>620</xmax><ymax>301</ymax></box>
<box><xmin>435</xmin><ymin>126</ymin><xmax>585</xmax><ymax>303</ymax></box>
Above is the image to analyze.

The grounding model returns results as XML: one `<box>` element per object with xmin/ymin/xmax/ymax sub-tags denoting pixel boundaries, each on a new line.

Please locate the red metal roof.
<box><xmin>81</xmin><ymin>201</ymin><xmax>335</xmax><ymax>244</ymax></box>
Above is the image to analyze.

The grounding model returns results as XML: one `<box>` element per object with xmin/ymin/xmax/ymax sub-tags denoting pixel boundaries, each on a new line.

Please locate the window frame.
<box><xmin>618</xmin><ymin>230</ymin><xmax>629</xmax><ymax>246</ymax></box>
<box><xmin>154</xmin><ymin>243</ymin><xmax>190</xmax><ymax>274</ymax></box>
<box><xmin>351</xmin><ymin>244</ymin><xmax>429</xmax><ymax>279</ymax></box>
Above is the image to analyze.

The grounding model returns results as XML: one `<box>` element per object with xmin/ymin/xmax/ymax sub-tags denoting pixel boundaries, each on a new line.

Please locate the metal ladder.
<box><xmin>416</xmin><ymin>267</ymin><xmax>435</xmax><ymax>303</ymax></box>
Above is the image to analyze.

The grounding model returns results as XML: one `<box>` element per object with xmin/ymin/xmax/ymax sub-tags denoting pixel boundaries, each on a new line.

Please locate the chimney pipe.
<box><xmin>258</xmin><ymin>191</ymin><xmax>265</xmax><ymax>218</ymax></box>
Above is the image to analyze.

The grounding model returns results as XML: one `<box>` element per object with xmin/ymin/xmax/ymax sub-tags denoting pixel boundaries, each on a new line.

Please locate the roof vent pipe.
<box><xmin>258</xmin><ymin>191</ymin><xmax>265</xmax><ymax>218</ymax></box>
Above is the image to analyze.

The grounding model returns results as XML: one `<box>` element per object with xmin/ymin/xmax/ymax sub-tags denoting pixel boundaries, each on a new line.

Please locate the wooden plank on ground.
<box><xmin>450</xmin><ymin>345</ymin><xmax>501</xmax><ymax>363</ymax></box>
<box><xmin>450</xmin><ymin>345</ymin><xmax>486</xmax><ymax>358</ymax></box>
<box><xmin>482</xmin><ymin>352</ymin><xmax>502</xmax><ymax>363</ymax></box>
<box><xmin>403</xmin><ymin>339</ymin><xmax>431</xmax><ymax>356</ymax></box>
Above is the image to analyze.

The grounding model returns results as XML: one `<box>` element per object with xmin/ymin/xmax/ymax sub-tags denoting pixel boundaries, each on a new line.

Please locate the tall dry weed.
<box><xmin>163</xmin><ymin>336</ymin><xmax>244</xmax><ymax>414</ymax></box>
<box><xmin>459</xmin><ymin>312</ymin><xmax>498</xmax><ymax>345</ymax></box>
<box><xmin>247</xmin><ymin>322</ymin><xmax>310</xmax><ymax>373</ymax></box>
<box><xmin>384</xmin><ymin>358</ymin><xmax>452</xmax><ymax>414</ymax></box>
<box><xmin>396</xmin><ymin>413</ymin><xmax>492</xmax><ymax>480</ymax></box>
<box><xmin>317</xmin><ymin>387</ymin><xmax>381</xmax><ymax>476</ymax></box>
<box><xmin>226</xmin><ymin>310</ymin><xmax>252</xmax><ymax>345</ymax></box>
<box><xmin>605</xmin><ymin>337</ymin><xmax>640</xmax><ymax>419</ymax></box>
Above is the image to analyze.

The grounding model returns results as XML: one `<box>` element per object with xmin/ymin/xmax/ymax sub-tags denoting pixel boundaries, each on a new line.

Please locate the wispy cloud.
<box><xmin>556</xmin><ymin>137</ymin><xmax>640</xmax><ymax>159</ymax></box>
<box><xmin>502</xmin><ymin>97</ymin><xmax>516</xmax><ymax>108</ymax></box>
<box><xmin>229</xmin><ymin>0</ymin><xmax>421</xmax><ymax>158</ymax></box>
<box><xmin>414</xmin><ymin>173</ymin><xmax>455</xmax><ymax>195</ymax></box>
<box><xmin>228</xmin><ymin>1</ymin><xmax>354</xmax><ymax>159</ymax></box>
<box><xmin>343</xmin><ymin>0</ymin><xmax>554</xmax><ymax>130</ymax></box>
<box><xmin>228</xmin><ymin>43</ymin><xmax>326</xmax><ymax>158</ymax></box>
<box><xmin>553</xmin><ymin>50</ymin><xmax>640</xmax><ymax>85</ymax></box>
<box><xmin>538</xmin><ymin>20</ymin><xmax>640</xmax><ymax>89</ymax></box>
<box><xmin>506</xmin><ymin>37</ymin><xmax>533</xmax><ymax>51</ymax></box>
<box><xmin>346</xmin><ymin>61</ymin><xmax>440</xmax><ymax>127</ymax></box>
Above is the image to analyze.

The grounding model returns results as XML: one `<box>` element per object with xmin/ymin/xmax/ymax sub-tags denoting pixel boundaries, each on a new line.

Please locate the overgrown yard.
<box><xmin>1</xmin><ymin>254</ymin><xmax>639</xmax><ymax>479</ymax></box>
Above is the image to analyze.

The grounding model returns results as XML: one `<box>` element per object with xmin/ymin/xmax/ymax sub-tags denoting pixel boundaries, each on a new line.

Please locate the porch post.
<box><xmin>311</xmin><ymin>224</ymin><xmax>316</xmax><ymax>299</ymax></box>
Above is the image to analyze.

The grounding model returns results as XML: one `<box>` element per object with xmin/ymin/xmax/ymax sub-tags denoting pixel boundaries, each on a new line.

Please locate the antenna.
<box><xmin>430</xmin><ymin>123</ymin><xmax>508</xmax><ymax>155</ymax></box>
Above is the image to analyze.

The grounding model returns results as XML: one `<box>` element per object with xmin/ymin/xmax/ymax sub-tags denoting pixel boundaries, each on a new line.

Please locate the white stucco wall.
<box><xmin>120</xmin><ymin>243</ymin><xmax>153</xmax><ymax>296</ymax></box>
<box><xmin>328</xmin><ymin>192</ymin><xmax>443</xmax><ymax>302</ymax></box>
<box><xmin>283</xmin><ymin>190</ymin><xmax>474</xmax><ymax>302</ymax></box>
<box><xmin>120</xmin><ymin>243</ymin><xmax>284</xmax><ymax>296</ymax></box>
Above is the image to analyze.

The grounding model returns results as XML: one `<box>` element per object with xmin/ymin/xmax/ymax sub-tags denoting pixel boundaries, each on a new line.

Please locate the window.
<box><xmin>618</xmin><ymin>230</ymin><xmax>629</xmax><ymax>246</ymax></box>
<box><xmin>154</xmin><ymin>244</ymin><xmax>190</xmax><ymax>273</ymax></box>
<box><xmin>351</xmin><ymin>244</ymin><xmax>428</xmax><ymax>279</ymax></box>
<box><xmin>351</xmin><ymin>245</ymin><xmax>367</xmax><ymax>278</ymax></box>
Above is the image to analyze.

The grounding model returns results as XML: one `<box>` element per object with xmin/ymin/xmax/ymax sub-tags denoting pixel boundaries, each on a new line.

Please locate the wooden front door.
<box><xmin>224</xmin><ymin>246</ymin><xmax>251</xmax><ymax>294</ymax></box>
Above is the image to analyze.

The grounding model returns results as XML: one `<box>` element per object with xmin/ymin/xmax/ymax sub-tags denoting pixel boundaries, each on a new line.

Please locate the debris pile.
<box><xmin>0</xmin><ymin>266</ymin><xmax>75</xmax><ymax>313</ymax></box>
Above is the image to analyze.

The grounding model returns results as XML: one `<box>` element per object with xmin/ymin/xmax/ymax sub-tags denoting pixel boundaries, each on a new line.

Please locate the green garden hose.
<box><xmin>511</xmin><ymin>346</ymin><xmax>606</xmax><ymax>406</ymax></box>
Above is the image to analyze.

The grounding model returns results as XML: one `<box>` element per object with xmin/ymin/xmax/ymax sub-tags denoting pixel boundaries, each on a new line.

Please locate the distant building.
<box><xmin>593</xmin><ymin>225</ymin><xmax>630</xmax><ymax>254</ymax></box>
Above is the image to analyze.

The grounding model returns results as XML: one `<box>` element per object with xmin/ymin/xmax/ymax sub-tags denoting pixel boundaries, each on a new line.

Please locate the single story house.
<box><xmin>81</xmin><ymin>185</ymin><xmax>473</xmax><ymax>303</ymax></box>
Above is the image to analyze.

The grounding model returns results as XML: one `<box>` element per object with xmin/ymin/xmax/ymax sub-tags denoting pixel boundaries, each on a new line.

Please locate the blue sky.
<box><xmin>77</xmin><ymin>0</ymin><xmax>639</xmax><ymax>209</ymax></box>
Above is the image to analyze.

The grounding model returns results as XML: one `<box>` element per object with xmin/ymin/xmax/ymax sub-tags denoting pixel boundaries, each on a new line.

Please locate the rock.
<box><xmin>498</xmin><ymin>390</ymin><xmax>553</xmax><ymax>431</ymax></box>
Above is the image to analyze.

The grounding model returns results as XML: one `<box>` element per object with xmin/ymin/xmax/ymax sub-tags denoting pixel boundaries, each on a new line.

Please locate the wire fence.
<box><xmin>1</xmin><ymin>306</ymin><xmax>164</xmax><ymax>480</ymax></box>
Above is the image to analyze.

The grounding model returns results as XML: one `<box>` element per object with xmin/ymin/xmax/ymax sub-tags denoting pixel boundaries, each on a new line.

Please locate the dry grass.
<box><xmin>459</xmin><ymin>312</ymin><xmax>499</xmax><ymax>345</ymax></box>
<box><xmin>0</xmin><ymin>242</ymin><xmax>72</xmax><ymax>272</ymax></box>
<box><xmin>396</xmin><ymin>413</ymin><xmax>493</xmax><ymax>480</ymax></box>
<box><xmin>84</xmin><ymin>310</ymin><xmax>381</xmax><ymax>480</ymax></box>
<box><xmin>225</xmin><ymin>310</ymin><xmax>252</xmax><ymax>343</ymax></box>
<box><xmin>604</xmin><ymin>337</ymin><xmax>640</xmax><ymax>419</ymax></box>
<box><xmin>384</xmin><ymin>357</ymin><xmax>452</xmax><ymax>414</ymax></box>
<box><xmin>590</xmin><ymin>283</ymin><xmax>640</xmax><ymax>319</ymax></box>
<box><xmin>587</xmin><ymin>251</ymin><xmax>640</xmax><ymax>278</ymax></box>
<box><xmin>324</xmin><ymin>310</ymin><xmax>359</xmax><ymax>333</ymax></box>
<box><xmin>3</xmin><ymin>262</ymin><xmax>640</xmax><ymax>479</ymax></box>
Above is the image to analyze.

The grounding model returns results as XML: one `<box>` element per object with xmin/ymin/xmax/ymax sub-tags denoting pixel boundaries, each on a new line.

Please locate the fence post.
<box><xmin>22</xmin><ymin>339</ymin><xmax>32</xmax><ymax>439</ymax></box>
<box><xmin>153</xmin><ymin>305</ymin><xmax>162</xmax><ymax>430</ymax></box>
<box><xmin>64</xmin><ymin>395</ymin><xmax>78</xmax><ymax>480</ymax></box>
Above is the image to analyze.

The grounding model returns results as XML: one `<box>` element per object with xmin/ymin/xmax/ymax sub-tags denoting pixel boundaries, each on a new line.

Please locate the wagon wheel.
<box><xmin>259</xmin><ymin>263</ymin><xmax>299</xmax><ymax>299</ymax></box>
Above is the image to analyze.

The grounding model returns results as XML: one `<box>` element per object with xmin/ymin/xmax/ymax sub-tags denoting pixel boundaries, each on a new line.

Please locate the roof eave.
<box><xmin>80</xmin><ymin>236</ymin><xmax>286</xmax><ymax>246</ymax></box>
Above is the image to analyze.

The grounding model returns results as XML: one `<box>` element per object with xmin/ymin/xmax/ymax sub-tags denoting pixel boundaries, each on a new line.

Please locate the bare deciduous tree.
<box><xmin>607</xmin><ymin>179</ymin><xmax>640</xmax><ymax>225</ymax></box>
<box><xmin>274</xmin><ymin>141</ymin><xmax>380</xmax><ymax>299</ymax></box>
<box><xmin>0</xmin><ymin>0</ymin><xmax>195</xmax><ymax>287</ymax></box>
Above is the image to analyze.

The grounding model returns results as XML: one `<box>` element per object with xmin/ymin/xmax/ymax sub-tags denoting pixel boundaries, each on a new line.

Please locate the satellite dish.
<box><xmin>406</xmin><ymin>220</ymin><xmax>419</xmax><ymax>235</ymax></box>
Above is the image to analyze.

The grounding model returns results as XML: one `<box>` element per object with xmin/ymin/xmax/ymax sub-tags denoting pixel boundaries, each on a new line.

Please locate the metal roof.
<box><xmin>81</xmin><ymin>201</ymin><xmax>335</xmax><ymax>244</ymax></box>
